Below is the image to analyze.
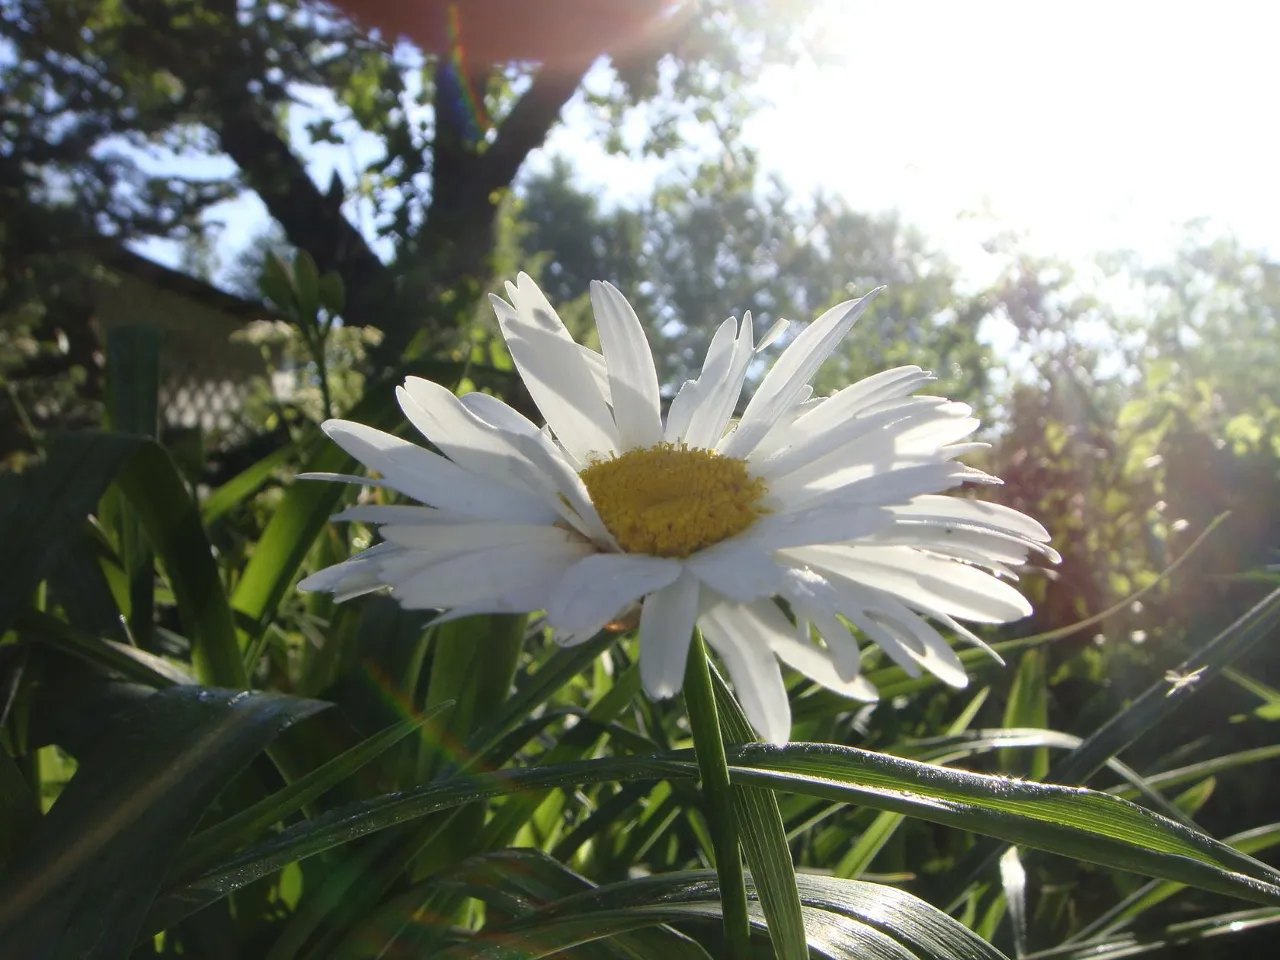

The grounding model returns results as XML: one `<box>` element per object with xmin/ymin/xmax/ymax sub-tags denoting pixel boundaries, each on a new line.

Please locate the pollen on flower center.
<box><xmin>579</xmin><ymin>444</ymin><xmax>768</xmax><ymax>558</ymax></box>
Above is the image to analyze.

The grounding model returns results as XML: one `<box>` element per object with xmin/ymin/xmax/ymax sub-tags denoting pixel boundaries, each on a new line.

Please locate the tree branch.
<box><xmin>119</xmin><ymin>1</ymin><xmax>390</xmax><ymax>323</ymax></box>
<box><xmin>476</xmin><ymin>62</ymin><xmax>595</xmax><ymax>199</ymax></box>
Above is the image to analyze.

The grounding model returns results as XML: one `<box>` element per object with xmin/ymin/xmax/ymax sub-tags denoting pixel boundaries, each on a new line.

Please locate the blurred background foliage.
<box><xmin>2</xmin><ymin>1</ymin><xmax>1279</xmax><ymax>958</ymax></box>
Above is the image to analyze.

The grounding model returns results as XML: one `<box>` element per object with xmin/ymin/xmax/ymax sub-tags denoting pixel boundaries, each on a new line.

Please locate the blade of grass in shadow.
<box><xmin>0</xmin><ymin>687</ymin><xmax>325</xmax><ymax>960</ymax></box>
<box><xmin>148</xmin><ymin>740</ymin><xmax>1280</xmax><ymax>933</ymax></box>
<box><xmin>15</xmin><ymin>608</ymin><xmax>195</xmax><ymax>689</ymax></box>
<box><xmin>1024</xmin><ymin>906</ymin><xmax>1280</xmax><ymax>960</ymax></box>
<box><xmin>709</xmin><ymin>660</ymin><xmax>808</xmax><ymax>960</ymax></box>
<box><xmin>939</xmin><ymin>584</ymin><xmax>1280</xmax><ymax>911</ymax></box>
<box><xmin>175</xmin><ymin>703</ymin><xmax>454</xmax><ymax>877</ymax></box>
<box><xmin>837</xmin><ymin>689</ymin><xmax>991</xmax><ymax>880</ymax></box>
<box><xmin>1067</xmin><ymin>821</ymin><xmax>1280</xmax><ymax>945</ymax></box>
<box><xmin>201</xmin><ymin>443</ymin><xmax>296</xmax><ymax>525</ymax></box>
<box><xmin>683</xmin><ymin>632</ymin><xmax>751</xmax><ymax>959</ymax></box>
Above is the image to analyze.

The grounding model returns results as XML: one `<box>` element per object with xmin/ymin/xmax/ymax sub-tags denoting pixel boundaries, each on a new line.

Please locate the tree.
<box><xmin>2</xmin><ymin>0</ymin><xmax>819</xmax><ymax>371</ymax></box>
<box><xmin>513</xmin><ymin>148</ymin><xmax>996</xmax><ymax>405</ymax></box>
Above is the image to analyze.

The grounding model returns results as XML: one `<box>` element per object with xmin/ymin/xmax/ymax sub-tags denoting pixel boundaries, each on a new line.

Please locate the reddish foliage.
<box><xmin>330</xmin><ymin>0</ymin><xmax>676</xmax><ymax>66</ymax></box>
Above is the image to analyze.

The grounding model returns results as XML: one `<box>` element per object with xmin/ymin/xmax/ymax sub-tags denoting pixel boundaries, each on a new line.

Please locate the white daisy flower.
<box><xmin>299</xmin><ymin>274</ymin><xmax>1057</xmax><ymax>743</ymax></box>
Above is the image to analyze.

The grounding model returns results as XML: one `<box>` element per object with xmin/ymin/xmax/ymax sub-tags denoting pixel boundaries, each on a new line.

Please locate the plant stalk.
<box><xmin>684</xmin><ymin>630</ymin><xmax>752</xmax><ymax>959</ymax></box>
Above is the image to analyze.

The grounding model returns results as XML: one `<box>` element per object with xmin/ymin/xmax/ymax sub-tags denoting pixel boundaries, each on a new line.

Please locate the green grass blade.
<box><xmin>1000</xmin><ymin>650</ymin><xmax>1048</xmax><ymax>779</ymax></box>
<box><xmin>200</xmin><ymin>442</ymin><xmax>297</xmax><ymax>525</ymax></box>
<box><xmin>153</xmin><ymin>741</ymin><xmax>1280</xmax><ymax>931</ymax></box>
<box><xmin>1106</xmin><ymin>744</ymin><xmax>1280</xmax><ymax>800</ymax></box>
<box><xmin>1051</xmin><ymin>585</ymin><xmax>1280</xmax><ymax>786</ymax></box>
<box><xmin>111</xmin><ymin>437</ymin><xmax>247</xmax><ymax>687</ymax></box>
<box><xmin>682</xmin><ymin>633</ymin><xmax>750</xmax><ymax>959</ymax></box>
<box><xmin>105</xmin><ymin>326</ymin><xmax>160</xmax><ymax>650</ymax></box>
<box><xmin>176</xmin><ymin>703</ymin><xmax>454</xmax><ymax>876</ymax></box>
<box><xmin>709</xmin><ymin>660</ymin><xmax>808</xmax><ymax>960</ymax></box>
<box><xmin>1069</xmin><ymin>821</ymin><xmax>1280</xmax><ymax>944</ymax></box>
<box><xmin>0</xmin><ymin>433</ymin><xmax>141</xmax><ymax>638</ymax></box>
<box><xmin>0</xmin><ymin>687</ymin><xmax>324</xmax><ymax>960</ymax></box>
<box><xmin>0</xmin><ymin>746</ymin><xmax>40</xmax><ymax>873</ymax></box>
<box><xmin>14</xmin><ymin>608</ymin><xmax>194</xmax><ymax>688</ymax></box>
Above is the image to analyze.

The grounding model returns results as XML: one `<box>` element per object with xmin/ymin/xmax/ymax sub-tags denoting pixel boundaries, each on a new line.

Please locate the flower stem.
<box><xmin>683</xmin><ymin>630</ymin><xmax>752</xmax><ymax>958</ymax></box>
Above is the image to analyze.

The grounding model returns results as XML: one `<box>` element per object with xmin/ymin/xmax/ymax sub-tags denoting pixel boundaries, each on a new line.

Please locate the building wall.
<box><xmin>92</xmin><ymin>268</ymin><xmax>273</xmax><ymax>434</ymax></box>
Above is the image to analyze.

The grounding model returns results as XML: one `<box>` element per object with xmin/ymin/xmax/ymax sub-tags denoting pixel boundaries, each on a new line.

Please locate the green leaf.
<box><xmin>1051</xmin><ymin>585</ymin><xmax>1280</xmax><ymax>786</ymax></box>
<box><xmin>434</xmin><ymin>871</ymin><xmax>1009</xmax><ymax>960</ymax></box>
<box><xmin>154</xmin><ymin>742</ymin><xmax>1280</xmax><ymax>931</ymax></box>
<box><xmin>260</xmin><ymin>252</ymin><xmax>295</xmax><ymax>313</ymax></box>
<box><xmin>838</xmin><ymin>689</ymin><xmax>992</xmax><ymax>881</ymax></box>
<box><xmin>293</xmin><ymin>250</ymin><xmax>321</xmax><ymax>320</ymax></box>
<box><xmin>731</xmin><ymin>743</ymin><xmax>1280</xmax><ymax>905</ymax></box>
<box><xmin>0</xmin><ymin>746</ymin><xmax>39</xmax><ymax>873</ymax></box>
<box><xmin>0</xmin><ymin>687</ymin><xmax>325</xmax><ymax>960</ymax></box>
<box><xmin>15</xmin><ymin>608</ymin><xmax>194</xmax><ymax>688</ymax></box>
<box><xmin>1106</xmin><ymin>744</ymin><xmax>1280</xmax><ymax>800</ymax></box>
<box><xmin>437</xmin><ymin>850</ymin><xmax>713</xmax><ymax>960</ymax></box>
<box><xmin>176</xmin><ymin>703</ymin><xmax>454</xmax><ymax>877</ymax></box>
<box><xmin>0</xmin><ymin>432</ymin><xmax>244</xmax><ymax>686</ymax></box>
<box><xmin>682</xmin><ymin>633</ymin><xmax>750</xmax><ymax>959</ymax></box>
<box><xmin>318</xmin><ymin>271</ymin><xmax>346</xmax><ymax>316</ymax></box>
<box><xmin>110</xmin><ymin>436</ymin><xmax>247</xmax><ymax>687</ymax></box>
<box><xmin>0</xmin><ymin>434</ymin><xmax>138</xmax><ymax>639</ymax></box>
<box><xmin>1000</xmin><ymin>650</ymin><xmax>1048</xmax><ymax>779</ymax></box>
<box><xmin>201</xmin><ymin>442</ymin><xmax>297</xmax><ymax>525</ymax></box>
<box><xmin>941</xmin><ymin>584</ymin><xmax>1280</xmax><ymax>907</ymax></box>
<box><xmin>1070</xmin><ymin>822</ymin><xmax>1280</xmax><ymax>944</ymax></box>
<box><xmin>710</xmin><ymin>661</ymin><xmax>807</xmax><ymax>960</ymax></box>
<box><xmin>104</xmin><ymin>326</ymin><xmax>160</xmax><ymax>438</ymax></box>
<box><xmin>105</xmin><ymin>327</ymin><xmax>160</xmax><ymax>647</ymax></box>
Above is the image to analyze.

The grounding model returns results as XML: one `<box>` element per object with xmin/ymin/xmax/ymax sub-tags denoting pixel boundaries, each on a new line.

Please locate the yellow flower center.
<box><xmin>579</xmin><ymin>444</ymin><xmax>768</xmax><ymax>558</ymax></box>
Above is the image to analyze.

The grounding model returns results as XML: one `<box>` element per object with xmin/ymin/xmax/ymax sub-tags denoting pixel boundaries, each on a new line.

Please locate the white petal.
<box><xmin>890</xmin><ymin>495</ymin><xmax>1052</xmax><ymax>544</ymax></box>
<box><xmin>459</xmin><ymin>391</ymin><xmax>544</xmax><ymax>438</ymax></box>
<box><xmin>591</xmin><ymin>281</ymin><xmax>663</xmax><ymax>449</ymax></box>
<box><xmin>743</xmin><ymin>504</ymin><xmax>892</xmax><ymax>551</ymax></box>
<box><xmin>379</xmin><ymin>522</ymin><xmax>573</xmax><ymax>553</ymax></box>
<box><xmin>719</xmin><ymin>288</ymin><xmax>882</xmax><ymax>459</ymax></box>
<box><xmin>684</xmin><ymin>314</ymin><xmax>754</xmax><ymax>450</ymax></box>
<box><xmin>505</xmin><ymin>430</ymin><xmax>617</xmax><ymax>546</ymax></box>
<box><xmin>783</xmin><ymin>366</ymin><xmax>933</xmax><ymax>443</ymax></box>
<box><xmin>697</xmin><ymin>598</ymin><xmax>792</xmax><ymax>745</ymax></box>
<box><xmin>777</xmin><ymin>462</ymin><xmax>997</xmax><ymax>513</ymax></box>
<box><xmin>754</xmin><ymin>397</ymin><xmax>951</xmax><ymax>482</ymax></box>
<box><xmin>792</xmin><ymin>543</ymin><xmax>1033</xmax><ymax>624</ymax></box>
<box><xmin>808</xmin><ymin>576</ymin><xmax>970</xmax><ymax>687</ymax></box>
<box><xmin>664</xmin><ymin>317</ymin><xmax>737</xmax><ymax>445</ymax></box>
<box><xmin>663</xmin><ymin>378</ymin><xmax>701</xmax><ymax>446</ymax></box>
<box><xmin>777</xmin><ymin>567</ymin><xmax>864</xmax><ymax>681</ymax></box>
<box><xmin>577</xmin><ymin>345</ymin><xmax>612</xmax><ymax>404</ymax></box>
<box><xmin>331</xmin><ymin>505</ymin><xmax>467</xmax><ymax>525</ymax></box>
<box><xmin>766</xmin><ymin>621</ymin><xmax>880</xmax><ymax>703</ymax></box>
<box><xmin>867</xmin><ymin>522</ymin><xmax>1061</xmax><ymax>568</ymax></box>
<box><xmin>397</xmin><ymin>379</ymin><xmax>536</xmax><ymax>489</ymax></box>
<box><xmin>755</xmin><ymin>317</ymin><xmax>790</xmax><ymax>351</ymax></box>
<box><xmin>320</xmin><ymin>420</ymin><xmax>558</xmax><ymax>524</ymax></box>
<box><xmin>748</xmin><ymin>396</ymin><xmax>824</xmax><ymax>461</ymax></box>
<box><xmin>685</xmin><ymin>539</ymin><xmax>785</xmax><ymax>602</ymax></box>
<box><xmin>493</xmin><ymin>274</ymin><xmax>619</xmax><ymax>463</ymax></box>
<box><xmin>545</xmin><ymin>553</ymin><xmax>682</xmax><ymax>636</ymax></box>
<box><xmin>393</xmin><ymin>538</ymin><xmax>593</xmax><ymax>610</ymax></box>
<box><xmin>638</xmin><ymin>572</ymin><xmax>701</xmax><ymax>699</ymax></box>
<box><xmin>297</xmin><ymin>542</ymin><xmax>401</xmax><ymax>594</ymax></box>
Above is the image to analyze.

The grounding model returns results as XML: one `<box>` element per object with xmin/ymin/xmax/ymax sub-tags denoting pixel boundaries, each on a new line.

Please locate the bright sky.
<box><xmin>538</xmin><ymin>0</ymin><xmax>1279</xmax><ymax>275</ymax></box>
<box><xmin>149</xmin><ymin>0</ymin><xmax>1278</xmax><ymax>289</ymax></box>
